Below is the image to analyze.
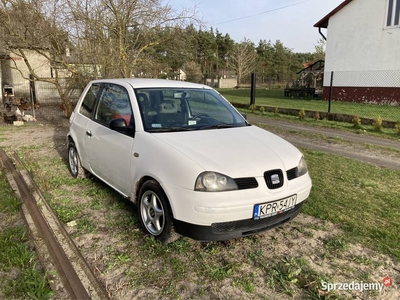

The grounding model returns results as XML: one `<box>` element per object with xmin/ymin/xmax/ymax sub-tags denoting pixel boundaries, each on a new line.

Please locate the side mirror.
<box><xmin>110</xmin><ymin>118</ymin><xmax>135</xmax><ymax>137</ymax></box>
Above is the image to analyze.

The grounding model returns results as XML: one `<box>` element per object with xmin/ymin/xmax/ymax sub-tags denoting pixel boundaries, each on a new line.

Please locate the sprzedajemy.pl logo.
<box><xmin>321</xmin><ymin>276</ymin><xmax>393</xmax><ymax>293</ymax></box>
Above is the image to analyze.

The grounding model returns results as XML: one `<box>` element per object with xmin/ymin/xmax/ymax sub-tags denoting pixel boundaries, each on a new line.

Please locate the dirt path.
<box><xmin>248</xmin><ymin>115</ymin><xmax>400</xmax><ymax>170</ymax></box>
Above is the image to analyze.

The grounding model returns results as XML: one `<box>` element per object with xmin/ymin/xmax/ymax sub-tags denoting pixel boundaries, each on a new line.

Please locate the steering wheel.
<box><xmin>190</xmin><ymin>113</ymin><xmax>210</xmax><ymax>119</ymax></box>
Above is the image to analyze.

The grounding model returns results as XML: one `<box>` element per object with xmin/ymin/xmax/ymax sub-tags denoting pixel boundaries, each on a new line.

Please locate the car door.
<box><xmin>85</xmin><ymin>83</ymin><xmax>135</xmax><ymax>196</ymax></box>
<box><xmin>72</xmin><ymin>83</ymin><xmax>101</xmax><ymax>170</ymax></box>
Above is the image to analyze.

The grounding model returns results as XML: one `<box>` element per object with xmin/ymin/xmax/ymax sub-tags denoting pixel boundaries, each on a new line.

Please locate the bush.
<box><xmin>249</xmin><ymin>104</ymin><xmax>257</xmax><ymax>113</ymax></box>
<box><xmin>396</xmin><ymin>120</ymin><xmax>400</xmax><ymax>134</ymax></box>
<box><xmin>372</xmin><ymin>116</ymin><xmax>383</xmax><ymax>132</ymax></box>
<box><xmin>273</xmin><ymin>107</ymin><xmax>279</xmax><ymax>114</ymax></box>
<box><xmin>314</xmin><ymin>111</ymin><xmax>320</xmax><ymax>121</ymax></box>
<box><xmin>352</xmin><ymin>115</ymin><xmax>362</xmax><ymax>128</ymax></box>
<box><xmin>298</xmin><ymin>108</ymin><xmax>306</xmax><ymax>120</ymax></box>
<box><xmin>259</xmin><ymin>106</ymin><xmax>265</xmax><ymax>114</ymax></box>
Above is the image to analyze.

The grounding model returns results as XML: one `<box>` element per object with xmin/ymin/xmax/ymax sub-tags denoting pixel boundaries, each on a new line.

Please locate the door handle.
<box><xmin>86</xmin><ymin>130</ymin><xmax>92</xmax><ymax>137</ymax></box>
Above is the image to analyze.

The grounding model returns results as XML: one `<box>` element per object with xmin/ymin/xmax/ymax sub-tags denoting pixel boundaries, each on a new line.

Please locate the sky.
<box><xmin>167</xmin><ymin>0</ymin><xmax>344</xmax><ymax>53</ymax></box>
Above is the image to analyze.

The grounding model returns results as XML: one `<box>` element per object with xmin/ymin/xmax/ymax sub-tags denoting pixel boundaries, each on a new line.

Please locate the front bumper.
<box><xmin>164</xmin><ymin>173</ymin><xmax>312</xmax><ymax>226</ymax></box>
<box><xmin>174</xmin><ymin>201</ymin><xmax>305</xmax><ymax>241</ymax></box>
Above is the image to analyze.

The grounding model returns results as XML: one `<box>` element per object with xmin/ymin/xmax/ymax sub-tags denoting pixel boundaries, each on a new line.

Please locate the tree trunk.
<box><xmin>61</xmin><ymin>95</ymin><xmax>73</xmax><ymax>118</ymax></box>
<box><xmin>236</xmin><ymin>75</ymin><xmax>241</xmax><ymax>87</ymax></box>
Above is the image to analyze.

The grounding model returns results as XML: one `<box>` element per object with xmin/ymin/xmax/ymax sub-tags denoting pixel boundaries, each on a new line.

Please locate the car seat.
<box><xmin>157</xmin><ymin>100</ymin><xmax>185</xmax><ymax>127</ymax></box>
<box><xmin>137</xmin><ymin>93</ymin><xmax>157</xmax><ymax>128</ymax></box>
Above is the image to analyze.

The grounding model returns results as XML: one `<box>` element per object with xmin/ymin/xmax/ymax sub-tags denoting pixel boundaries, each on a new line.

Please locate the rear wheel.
<box><xmin>138</xmin><ymin>180</ymin><xmax>180</xmax><ymax>244</ymax></box>
<box><xmin>68</xmin><ymin>142</ymin><xmax>90</xmax><ymax>179</ymax></box>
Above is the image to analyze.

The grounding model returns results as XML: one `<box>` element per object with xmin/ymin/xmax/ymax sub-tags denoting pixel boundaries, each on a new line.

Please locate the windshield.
<box><xmin>135</xmin><ymin>88</ymin><xmax>247</xmax><ymax>132</ymax></box>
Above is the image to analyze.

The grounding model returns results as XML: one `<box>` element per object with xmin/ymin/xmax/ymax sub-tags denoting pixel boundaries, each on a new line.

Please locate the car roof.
<box><xmin>89</xmin><ymin>78</ymin><xmax>213</xmax><ymax>90</ymax></box>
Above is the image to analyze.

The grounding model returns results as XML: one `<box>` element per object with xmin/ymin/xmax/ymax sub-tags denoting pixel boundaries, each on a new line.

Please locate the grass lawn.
<box><xmin>1</xmin><ymin>118</ymin><xmax>399</xmax><ymax>298</ymax></box>
<box><xmin>0</xmin><ymin>172</ymin><xmax>53</xmax><ymax>299</ymax></box>
<box><xmin>241</xmin><ymin>109</ymin><xmax>400</xmax><ymax>140</ymax></box>
<box><xmin>302</xmin><ymin>149</ymin><xmax>400</xmax><ymax>259</ymax></box>
<box><xmin>8</xmin><ymin>123</ymin><xmax>400</xmax><ymax>262</ymax></box>
<box><xmin>12</xmin><ymin>132</ymin><xmax>400</xmax><ymax>299</ymax></box>
<box><xmin>218</xmin><ymin>88</ymin><xmax>400</xmax><ymax>122</ymax></box>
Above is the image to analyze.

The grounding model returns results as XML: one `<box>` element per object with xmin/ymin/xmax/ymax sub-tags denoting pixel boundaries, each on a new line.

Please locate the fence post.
<box><xmin>250</xmin><ymin>73</ymin><xmax>256</xmax><ymax>105</ymax></box>
<box><xmin>29</xmin><ymin>74</ymin><xmax>37</xmax><ymax>118</ymax></box>
<box><xmin>328</xmin><ymin>71</ymin><xmax>334</xmax><ymax>113</ymax></box>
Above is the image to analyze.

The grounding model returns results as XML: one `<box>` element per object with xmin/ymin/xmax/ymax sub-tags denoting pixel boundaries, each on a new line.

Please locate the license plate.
<box><xmin>253</xmin><ymin>195</ymin><xmax>297</xmax><ymax>220</ymax></box>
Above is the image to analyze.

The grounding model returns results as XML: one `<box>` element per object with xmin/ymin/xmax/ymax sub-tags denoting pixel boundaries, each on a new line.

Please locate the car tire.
<box><xmin>138</xmin><ymin>180</ymin><xmax>180</xmax><ymax>244</ymax></box>
<box><xmin>67</xmin><ymin>142</ymin><xmax>90</xmax><ymax>179</ymax></box>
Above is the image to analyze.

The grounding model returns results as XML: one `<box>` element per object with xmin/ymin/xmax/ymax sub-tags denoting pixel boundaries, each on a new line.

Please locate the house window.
<box><xmin>386</xmin><ymin>0</ymin><xmax>400</xmax><ymax>27</ymax></box>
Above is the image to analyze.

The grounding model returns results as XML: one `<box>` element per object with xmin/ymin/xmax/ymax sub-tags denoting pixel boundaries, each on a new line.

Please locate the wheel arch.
<box><xmin>134</xmin><ymin>176</ymin><xmax>175</xmax><ymax>218</ymax></box>
<box><xmin>67</xmin><ymin>134</ymin><xmax>74</xmax><ymax>145</ymax></box>
<box><xmin>134</xmin><ymin>176</ymin><xmax>157</xmax><ymax>205</ymax></box>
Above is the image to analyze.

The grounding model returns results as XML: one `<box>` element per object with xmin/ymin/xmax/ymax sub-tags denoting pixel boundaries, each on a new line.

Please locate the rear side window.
<box><xmin>79</xmin><ymin>84</ymin><xmax>100</xmax><ymax>118</ymax></box>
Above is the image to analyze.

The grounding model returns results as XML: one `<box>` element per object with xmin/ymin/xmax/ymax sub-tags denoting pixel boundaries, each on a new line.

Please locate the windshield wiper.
<box><xmin>148</xmin><ymin>126</ymin><xmax>194</xmax><ymax>132</ymax></box>
<box><xmin>199</xmin><ymin>124</ymin><xmax>237</xmax><ymax>130</ymax></box>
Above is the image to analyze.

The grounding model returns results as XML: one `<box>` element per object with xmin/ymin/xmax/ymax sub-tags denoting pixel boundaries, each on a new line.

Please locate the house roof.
<box><xmin>314</xmin><ymin>0</ymin><xmax>353</xmax><ymax>28</ymax></box>
<box><xmin>296</xmin><ymin>60</ymin><xmax>325</xmax><ymax>74</ymax></box>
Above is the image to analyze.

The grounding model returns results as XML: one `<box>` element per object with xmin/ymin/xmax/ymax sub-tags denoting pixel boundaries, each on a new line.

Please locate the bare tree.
<box><xmin>229</xmin><ymin>38</ymin><xmax>258</xmax><ymax>87</ymax></box>
<box><xmin>0</xmin><ymin>0</ymin><xmax>95</xmax><ymax>115</ymax></box>
<box><xmin>0</xmin><ymin>0</ymin><xmax>199</xmax><ymax>117</ymax></box>
<box><xmin>66</xmin><ymin>0</ymin><xmax>199</xmax><ymax>78</ymax></box>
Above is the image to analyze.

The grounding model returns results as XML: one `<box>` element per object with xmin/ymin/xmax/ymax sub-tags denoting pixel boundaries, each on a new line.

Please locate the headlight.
<box><xmin>298</xmin><ymin>156</ymin><xmax>308</xmax><ymax>177</ymax></box>
<box><xmin>195</xmin><ymin>171</ymin><xmax>238</xmax><ymax>192</ymax></box>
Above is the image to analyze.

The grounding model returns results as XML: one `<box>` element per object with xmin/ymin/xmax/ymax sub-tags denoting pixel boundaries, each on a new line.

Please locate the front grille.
<box><xmin>286</xmin><ymin>167</ymin><xmax>299</xmax><ymax>181</ymax></box>
<box><xmin>264</xmin><ymin>169</ymin><xmax>284</xmax><ymax>189</ymax></box>
<box><xmin>211</xmin><ymin>202</ymin><xmax>304</xmax><ymax>234</ymax></box>
<box><xmin>234</xmin><ymin>177</ymin><xmax>258</xmax><ymax>190</ymax></box>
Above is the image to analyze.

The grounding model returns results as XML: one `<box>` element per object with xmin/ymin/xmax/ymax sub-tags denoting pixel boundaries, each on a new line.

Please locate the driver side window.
<box><xmin>94</xmin><ymin>84</ymin><xmax>133</xmax><ymax>127</ymax></box>
<box><xmin>188</xmin><ymin>92</ymin><xmax>233</xmax><ymax>124</ymax></box>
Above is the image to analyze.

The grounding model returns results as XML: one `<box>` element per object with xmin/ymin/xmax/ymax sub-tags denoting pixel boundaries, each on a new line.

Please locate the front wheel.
<box><xmin>138</xmin><ymin>180</ymin><xmax>180</xmax><ymax>244</ymax></box>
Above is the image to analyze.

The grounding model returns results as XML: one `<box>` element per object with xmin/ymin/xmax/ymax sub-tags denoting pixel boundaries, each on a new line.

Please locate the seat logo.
<box><xmin>271</xmin><ymin>174</ymin><xmax>280</xmax><ymax>185</ymax></box>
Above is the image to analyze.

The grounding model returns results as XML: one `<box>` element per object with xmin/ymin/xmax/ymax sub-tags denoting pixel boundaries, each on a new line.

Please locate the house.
<box><xmin>314</xmin><ymin>0</ymin><xmax>400</xmax><ymax>104</ymax></box>
<box><xmin>1</xmin><ymin>49</ymin><xmax>52</xmax><ymax>104</ymax></box>
<box><xmin>296</xmin><ymin>60</ymin><xmax>325</xmax><ymax>89</ymax></box>
<box><xmin>1</xmin><ymin>49</ymin><xmax>84</xmax><ymax>105</ymax></box>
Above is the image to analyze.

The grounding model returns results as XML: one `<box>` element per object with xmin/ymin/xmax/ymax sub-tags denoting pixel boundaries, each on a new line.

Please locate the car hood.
<box><xmin>152</xmin><ymin>126</ymin><xmax>301</xmax><ymax>178</ymax></box>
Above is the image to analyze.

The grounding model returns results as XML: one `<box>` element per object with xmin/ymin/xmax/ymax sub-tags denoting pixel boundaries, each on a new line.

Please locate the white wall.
<box><xmin>11</xmin><ymin>50</ymin><xmax>52</xmax><ymax>78</ymax></box>
<box><xmin>1</xmin><ymin>50</ymin><xmax>52</xmax><ymax>98</ymax></box>
<box><xmin>324</xmin><ymin>0</ymin><xmax>400</xmax><ymax>86</ymax></box>
<box><xmin>218</xmin><ymin>78</ymin><xmax>237</xmax><ymax>88</ymax></box>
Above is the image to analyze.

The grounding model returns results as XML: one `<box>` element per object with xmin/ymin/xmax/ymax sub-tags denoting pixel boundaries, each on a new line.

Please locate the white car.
<box><xmin>67</xmin><ymin>79</ymin><xmax>312</xmax><ymax>243</ymax></box>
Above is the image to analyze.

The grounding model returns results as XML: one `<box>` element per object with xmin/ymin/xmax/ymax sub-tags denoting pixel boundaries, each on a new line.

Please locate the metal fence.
<box><xmin>1</xmin><ymin>72</ymin><xmax>82</xmax><ymax>125</ymax></box>
<box><xmin>2</xmin><ymin>72</ymin><xmax>82</xmax><ymax>104</ymax></box>
<box><xmin>34</xmin><ymin>79</ymin><xmax>82</xmax><ymax>105</ymax></box>
<box><xmin>321</xmin><ymin>70</ymin><xmax>400</xmax><ymax>123</ymax></box>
